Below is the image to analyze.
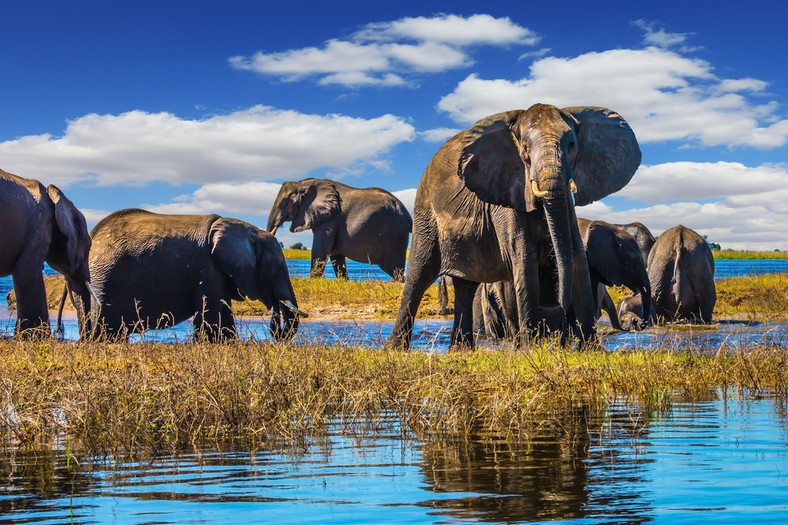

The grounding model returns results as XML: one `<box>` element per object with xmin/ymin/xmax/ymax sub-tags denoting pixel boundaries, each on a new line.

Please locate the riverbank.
<box><xmin>11</xmin><ymin>272</ymin><xmax>787</xmax><ymax>322</ymax></box>
<box><xmin>1</xmin><ymin>338</ymin><xmax>786</xmax><ymax>460</ymax></box>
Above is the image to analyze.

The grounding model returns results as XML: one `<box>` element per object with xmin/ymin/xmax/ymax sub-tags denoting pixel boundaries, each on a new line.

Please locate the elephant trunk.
<box><xmin>58</xmin><ymin>277</ymin><xmax>94</xmax><ymax>338</ymax></box>
<box><xmin>269</xmin><ymin>278</ymin><xmax>304</xmax><ymax>341</ymax></box>
<box><xmin>540</xmin><ymin>174</ymin><xmax>574</xmax><ymax>313</ymax></box>
<box><xmin>267</xmin><ymin>196</ymin><xmax>285</xmax><ymax>233</ymax></box>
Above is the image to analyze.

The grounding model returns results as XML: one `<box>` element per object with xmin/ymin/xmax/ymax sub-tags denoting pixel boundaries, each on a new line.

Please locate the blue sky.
<box><xmin>3</xmin><ymin>1</ymin><xmax>787</xmax><ymax>250</ymax></box>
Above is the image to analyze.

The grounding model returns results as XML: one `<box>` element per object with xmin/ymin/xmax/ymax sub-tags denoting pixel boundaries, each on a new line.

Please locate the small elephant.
<box><xmin>0</xmin><ymin>169</ymin><xmax>93</xmax><ymax>337</ymax></box>
<box><xmin>267</xmin><ymin>178</ymin><xmax>412</xmax><ymax>280</ymax></box>
<box><xmin>647</xmin><ymin>224</ymin><xmax>716</xmax><ymax>323</ymax></box>
<box><xmin>578</xmin><ymin>218</ymin><xmax>652</xmax><ymax>330</ymax></box>
<box><xmin>81</xmin><ymin>209</ymin><xmax>305</xmax><ymax>342</ymax></box>
<box><xmin>474</xmin><ymin>218</ymin><xmax>651</xmax><ymax>337</ymax></box>
<box><xmin>388</xmin><ymin>104</ymin><xmax>641</xmax><ymax>350</ymax></box>
<box><xmin>617</xmin><ymin>293</ymin><xmax>655</xmax><ymax>331</ymax></box>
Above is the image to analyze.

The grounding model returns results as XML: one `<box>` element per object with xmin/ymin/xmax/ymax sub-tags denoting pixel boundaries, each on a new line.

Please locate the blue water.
<box><xmin>2</xmin><ymin>391</ymin><xmax>787</xmax><ymax>524</ymax></box>
<box><xmin>2</xmin><ymin>259</ymin><xmax>787</xmax><ymax>349</ymax></box>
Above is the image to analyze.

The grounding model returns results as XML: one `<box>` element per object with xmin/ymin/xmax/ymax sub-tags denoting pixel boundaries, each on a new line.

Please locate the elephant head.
<box><xmin>210</xmin><ymin>218</ymin><xmax>306</xmax><ymax>340</ymax></box>
<box><xmin>580</xmin><ymin>219</ymin><xmax>652</xmax><ymax>328</ymax></box>
<box><xmin>458</xmin><ymin>104</ymin><xmax>640</xmax><ymax>316</ymax></box>
<box><xmin>267</xmin><ymin>178</ymin><xmax>341</xmax><ymax>235</ymax></box>
<box><xmin>46</xmin><ymin>185</ymin><xmax>96</xmax><ymax>333</ymax></box>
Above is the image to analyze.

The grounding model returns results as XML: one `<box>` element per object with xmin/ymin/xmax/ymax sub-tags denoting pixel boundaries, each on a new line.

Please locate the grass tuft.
<box><xmin>1</xmin><ymin>338</ymin><xmax>786</xmax><ymax>461</ymax></box>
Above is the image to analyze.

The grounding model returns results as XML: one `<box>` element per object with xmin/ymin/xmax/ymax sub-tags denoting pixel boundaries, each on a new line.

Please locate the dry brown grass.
<box><xmin>2</xmin><ymin>338</ymin><xmax>786</xmax><ymax>461</ymax></box>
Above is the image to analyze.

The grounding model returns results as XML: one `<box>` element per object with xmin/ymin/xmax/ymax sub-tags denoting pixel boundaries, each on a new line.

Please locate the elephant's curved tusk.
<box><xmin>531</xmin><ymin>180</ymin><xmax>549</xmax><ymax>198</ymax></box>
<box><xmin>270</xmin><ymin>226</ymin><xmax>278</xmax><ymax>236</ymax></box>
<box><xmin>568</xmin><ymin>179</ymin><xmax>578</xmax><ymax>194</ymax></box>
<box><xmin>87</xmin><ymin>281</ymin><xmax>100</xmax><ymax>305</ymax></box>
<box><xmin>281</xmin><ymin>299</ymin><xmax>309</xmax><ymax>318</ymax></box>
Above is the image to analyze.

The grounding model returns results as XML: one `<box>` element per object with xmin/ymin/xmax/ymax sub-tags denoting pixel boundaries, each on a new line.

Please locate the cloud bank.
<box><xmin>230</xmin><ymin>14</ymin><xmax>538</xmax><ymax>87</ymax></box>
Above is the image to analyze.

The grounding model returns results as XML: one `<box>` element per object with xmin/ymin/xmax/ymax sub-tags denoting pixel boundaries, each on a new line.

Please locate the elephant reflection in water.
<box><xmin>418</xmin><ymin>406</ymin><xmax>655</xmax><ymax>523</ymax></box>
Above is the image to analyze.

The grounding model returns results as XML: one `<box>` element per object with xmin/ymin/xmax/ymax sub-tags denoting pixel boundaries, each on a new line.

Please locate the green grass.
<box><xmin>713</xmin><ymin>250</ymin><xmax>788</xmax><ymax>259</ymax></box>
<box><xmin>282</xmin><ymin>248</ymin><xmax>311</xmax><ymax>260</ymax></box>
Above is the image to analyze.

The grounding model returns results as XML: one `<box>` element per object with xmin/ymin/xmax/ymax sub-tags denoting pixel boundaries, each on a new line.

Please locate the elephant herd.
<box><xmin>1</xmin><ymin>103</ymin><xmax>717</xmax><ymax>349</ymax></box>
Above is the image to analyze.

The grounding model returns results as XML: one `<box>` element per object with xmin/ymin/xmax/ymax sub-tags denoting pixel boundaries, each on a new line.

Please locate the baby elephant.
<box><xmin>80</xmin><ymin>209</ymin><xmax>306</xmax><ymax>342</ymax></box>
<box><xmin>646</xmin><ymin>224</ymin><xmax>715</xmax><ymax>323</ymax></box>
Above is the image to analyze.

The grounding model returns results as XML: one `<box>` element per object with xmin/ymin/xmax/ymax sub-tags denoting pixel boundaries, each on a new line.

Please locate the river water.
<box><xmin>2</xmin><ymin>391</ymin><xmax>787</xmax><ymax>524</ymax></box>
<box><xmin>2</xmin><ymin>261</ymin><xmax>788</xmax><ymax>523</ymax></box>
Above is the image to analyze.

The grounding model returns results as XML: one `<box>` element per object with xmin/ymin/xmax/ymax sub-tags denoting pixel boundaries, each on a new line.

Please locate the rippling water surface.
<box><xmin>2</xmin><ymin>393</ymin><xmax>787</xmax><ymax>524</ymax></box>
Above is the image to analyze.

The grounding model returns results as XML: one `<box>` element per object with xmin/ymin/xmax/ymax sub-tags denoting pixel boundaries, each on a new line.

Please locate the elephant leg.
<box><xmin>310</xmin><ymin>224</ymin><xmax>337</xmax><ymax>278</ymax></box>
<box><xmin>193</xmin><ymin>301</ymin><xmax>237</xmax><ymax>342</ymax></box>
<box><xmin>497</xmin><ymin>209</ymin><xmax>539</xmax><ymax>345</ymax></box>
<box><xmin>329</xmin><ymin>254</ymin><xmax>348</xmax><ymax>279</ymax></box>
<box><xmin>386</xmin><ymin>218</ymin><xmax>440</xmax><ymax>350</ymax></box>
<box><xmin>11</xmin><ymin>270</ymin><xmax>49</xmax><ymax>337</ymax></box>
<box><xmin>449</xmin><ymin>278</ymin><xmax>479</xmax><ymax>350</ymax></box>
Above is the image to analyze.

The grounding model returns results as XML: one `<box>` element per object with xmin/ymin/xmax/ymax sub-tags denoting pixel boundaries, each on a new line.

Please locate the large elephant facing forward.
<box><xmin>0</xmin><ymin>169</ymin><xmax>93</xmax><ymax>337</ymax></box>
<box><xmin>646</xmin><ymin>224</ymin><xmax>716</xmax><ymax>323</ymax></box>
<box><xmin>81</xmin><ymin>209</ymin><xmax>305</xmax><ymax>342</ymax></box>
<box><xmin>267</xmin><ymin>178</ymin><xmax>412</xmax><ymax>280</ymax></box>
<box><xmin>387</xmin><ymin>104</ymin><xmax>641</xmax><ymax>350</ymax></box>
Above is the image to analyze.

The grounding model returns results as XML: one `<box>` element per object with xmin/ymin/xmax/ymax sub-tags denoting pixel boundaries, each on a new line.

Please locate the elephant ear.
<box><xmin>290</xmin><ymin>180</ymin><xmax>341</xmax><ymax>233</ymax></box>
<box><xmin>46</xmin><ymin>185</ymin><xmax>90</xmax><ymax>275</ymax></box>
<box><xmin>562</xmin><ymin>106</ymin><xmax>641</xmax><ymax>206</ymax></box>
<box><xmin>458</xmin><ymin>110</ymin><xmax>531</xmax><ymax>211</ymax></box>
<box><xmin>210</xmin><ymin>218</ymin><xmax>261</xmax><ymax>301</ymax></box>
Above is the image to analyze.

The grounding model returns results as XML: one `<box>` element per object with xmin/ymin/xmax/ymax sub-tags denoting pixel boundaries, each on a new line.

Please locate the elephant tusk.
<box><xmin>531</xmin><ymin>180</ymin><xmax>549</xmax><ymax>198</ymax></box>
<box><xmin>87</xmin><ymin>281</ymin><xmax>100</xmax><ymax>305</ymax></box>
<box><xmin>568</xmin><ymin>179</ymin><xmax>578</xmax><ymax>194</ymax></box>
<box><xmin>270</xmin><ymin>226</ymin><xmax>278</xmax><ymax>236</ymax></box>
<box><xmin>281</xmin><ymin>299</ymin><xmax>309</xmax><ymax>318</ymax></box>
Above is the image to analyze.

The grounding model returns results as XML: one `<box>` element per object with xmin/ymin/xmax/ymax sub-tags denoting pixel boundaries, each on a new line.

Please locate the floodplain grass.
<box><xmin>713</xmin><ymin>250</ymin><xmax>788</xmax><ymax>259</ymax></box>
<box><xmin>1</xmin><ymin>337</ymin><xmax>786</xmax><ymax>462</ymax></box>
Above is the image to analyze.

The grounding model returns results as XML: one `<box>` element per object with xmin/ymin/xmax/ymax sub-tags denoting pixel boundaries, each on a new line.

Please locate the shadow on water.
<box><xmin>3</xmin><ymin>393</ymin><xmax>788</xmax><ymax>524</ymax></box>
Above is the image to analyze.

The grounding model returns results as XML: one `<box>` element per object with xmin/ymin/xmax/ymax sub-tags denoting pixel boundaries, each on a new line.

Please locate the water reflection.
<box><xmin>3</xmin><ymin>392</ymin><xmax>788</xmax><ymax>524</ymax></box>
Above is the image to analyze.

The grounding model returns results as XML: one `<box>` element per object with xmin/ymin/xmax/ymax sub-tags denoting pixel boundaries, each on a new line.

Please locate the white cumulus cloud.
<box><xmin>0</xmin><ymin>106</ymin><xmax>416</xmax><ymax>188</ymax></box>
<box><xmin>230</xmin><ymin>14</ymin><xmax>538</xmax><ymax>87</ymax></box>
<box><xmin>437</xmin><ymin>47</ymin><xmax>788</xmax><ymax>149</ymax></box>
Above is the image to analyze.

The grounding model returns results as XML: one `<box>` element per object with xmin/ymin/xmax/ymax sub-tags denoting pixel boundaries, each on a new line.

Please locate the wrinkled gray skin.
<box><xmin>267</xmin><ymin>178</ymin><xmax>412</xmax><ymax>281</ymax></box>
<box><xmin>82</xmin><ymin>209</ymin><xmax>303</xmax><ymax>342</ymax></box>
<box><xmin>0</xmin><ymin>169</ymin><xmax>92</xmax><ymax>337</ymax></box>
<box><xmin>387</xmin><ymin>104</ymin><xmax>641</xmax><ymax>350</ymax></box>
<box><xmin>615</xmin><ymin>222</ymin><xmax>656</xmax><ymax>267</ymax></box>
<box><xmin>645</xmin><ymin>224</ymin><xmax>716</xmax><ymax>323</ymax></box>
<box><xmin>474</xmin><ymin>218</ymin><xmax>651</xmax><ymax>337</ymax></box>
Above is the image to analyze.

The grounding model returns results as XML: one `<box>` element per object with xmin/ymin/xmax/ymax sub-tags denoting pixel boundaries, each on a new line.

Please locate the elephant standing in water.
<box><xmin>75</xmin><ymin>209</ymin><xmax>305</xmax><ymax>342</ymax></box>
<box><xmin>0</xmin><ymin>170</ymin><xmax>93</xmax><ymax>337</ymax></box>
<box><xmin>267</xmin><ymin>178</ymin><xmax>412</xmax><ymax>280</ymax></box>
<box><xmin>474</xmin><ymin>218</ymin><xmax>651</xmax><ymax>337</ymax></box>
<box><xmin>645</xmin><ymin>224</ymin><xmax>716</xmax><ymax>323</ymax></box>
<box><xmin>387</xmin><ymin>104</ymin><xmax>641</xmax><ymax>350</ymax></box>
